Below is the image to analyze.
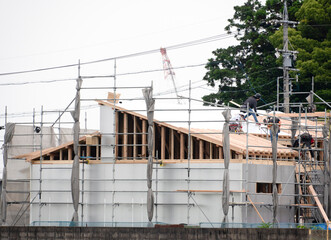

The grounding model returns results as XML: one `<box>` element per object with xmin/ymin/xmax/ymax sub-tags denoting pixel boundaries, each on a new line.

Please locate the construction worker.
<box><xmin>240</xmin><ymin>93</ymin><xmax>261</xmax><ymax>123</ymax></box>
<box><xmin>263</xmin><ymin>116</ymin><xmax>281</xmax><ymax>142</ymax></box>
<box><xmin>293</xmin><ymin>132</ymin><xmax>315</xmax><ymax>161</ymax></box>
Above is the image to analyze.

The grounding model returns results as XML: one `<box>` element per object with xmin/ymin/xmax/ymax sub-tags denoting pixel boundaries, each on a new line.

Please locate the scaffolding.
<box><xmin>0</xmin><ymin>60</ymin><xmax>330</xmax><ymax>228</ymax></box>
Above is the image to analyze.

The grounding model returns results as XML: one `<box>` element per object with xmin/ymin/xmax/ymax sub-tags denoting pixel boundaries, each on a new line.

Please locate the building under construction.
<box><xmin>1</xmin><ymin>74</ymin><xmax>330</xmax><ymax>229</ymax></box>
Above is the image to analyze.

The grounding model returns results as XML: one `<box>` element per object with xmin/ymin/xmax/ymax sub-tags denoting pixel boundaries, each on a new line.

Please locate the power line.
<box><xmin>0</xmin><ymin>104</ymin><xmax>99</xmax><ymax>119</ymax></box>
<box><xmin>0</xmin><ymin>33</ymin><xmax>237</xmax><ymax>77</ymax></box>
<box><xmin>0</xmin><ymin>78</ymin><xmax>76</xmax><ymax>86</ymax></box>
<box><xmin>0</xmin><ymin>60</ymin><xmax>217</xmax><ymax>87</ymax></box>
<box><xmin>0</xmin><ymin>63</ymin><xmax>206</xmax><ymax>86</ymax></box>
<box><xmin>0</xmin><ymin>67</ymin><xmax>278</xmax><ymax>118</ymax></box>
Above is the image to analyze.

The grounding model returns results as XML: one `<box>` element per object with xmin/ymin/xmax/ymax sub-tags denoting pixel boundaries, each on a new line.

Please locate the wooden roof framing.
<box><xmin>14</xmin><ymin>133</ymin><xmax>101</xmax><ymax>162</ymax></box>
<box><xmin>13</xmin><ymin>99</ymin><xmax>300</xmax><ymax>163</ymax></box>
<box><xmin>98</xmin><ymin>100</ymin><xmax>298</xmax><ymax>160</ymax></box>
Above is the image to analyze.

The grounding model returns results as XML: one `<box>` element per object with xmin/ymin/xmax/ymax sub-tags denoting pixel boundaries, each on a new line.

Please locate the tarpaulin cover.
<box><xmin>142</xmin><ymin>88</ymin><xmax>155</xmax><ymax>222</ymax></box>
<box><xmin>222</xmin><ymin>109</ymin><xmax>231</xmax><ymax>222</ymax></box>
<box><xmin>70</xmin><ymin>77</ymin><xmax>82</xmax><ymax>222</ymax></box>
<box><xmin>1</xmin><ymin>123</ymin><xmax>15</xmax><ymax>225</ymax></box>
<box><xmin>270</xmin><ymin>118</ymin><xmax>279</xmax><ymax>224</ymax></box>
<box><xmin>8</xmin><ymin>125</ymin><xmax>57</xmax><ymax>156</ymax></box>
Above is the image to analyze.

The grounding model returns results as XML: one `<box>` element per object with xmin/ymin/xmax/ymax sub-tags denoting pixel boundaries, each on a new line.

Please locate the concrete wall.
<box><xmin>0</xmin><ymin>226</ymin><xmax>317</xmax><ymax>240</ymax></box>
<box><xmin>100</xmin><ymin>105</ymin><xmax>115</xmax><ymax>162</ymax></box>
<box><xmin>243</xmin><ymin>163</ymin><xmax>296</xmax><ymax>223</ymax></box>
<box><xmin>30</xmin><ymin>162</ymin><xmax>244</xmax><ymax>225</ymax></box>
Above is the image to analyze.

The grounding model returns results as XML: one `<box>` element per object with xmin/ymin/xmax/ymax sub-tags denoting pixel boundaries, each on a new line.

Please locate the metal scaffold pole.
<box><xmin>245</xmin><ymin>103</ymin><xmax>249</xmax><ymax>222</ymax></box>
<box><xmin>187</xmin><ymin>80</ymin><xmax>192</xmax><ymax>225</ymax></box>
<box><xmin>112</xmin><ymin>59</ymin><xmax>117</xmax><ymax>225</ymax></box>
<box><xmin>38</xmin><ymin>106</ymin><xmax>43</xmax><ymax>222</ymax></box>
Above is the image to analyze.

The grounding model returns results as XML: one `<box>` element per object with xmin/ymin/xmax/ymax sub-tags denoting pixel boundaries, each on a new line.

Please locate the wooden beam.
<box><xmin>170</xmin><ymin>129</ymin><xmax>174</xmax><ymax>159</ymax></box>
<box><xmin>133</xmin><ymin>116</ymin><xmax>137</xmax><ymax>160</ymax></box>
<box><xmin>190</xmin><ymin>136</ymin><xmax>193</xmax><ymax>160</ymax></box>
<box><xmin>199</xmin><ymin>140</ymin><xmax>204</xmax><ymax>159</ymax></box>
<box><xmin>59</xmin><ymin>149</ymin><xmax>63</xmax><ymax>161</ymax></box>
<box><xmin>210</xmin><ymin>143</ymin><xmax>213</xmax><ymax>160</ymax></box>
<box><xmin>136</xmin><ymin>118</ymin><xmax>142</xmax><ymax>132</ymax></box>
<box><xmin>161</xmin><ymin>126</ymin><xmax>166</xmax><ymax>160</ymax></box>
<box><xmin>308</xmin><ymin>185</ymin><xmax>330</xmax><ymax>223</ymax></box>
<box><xmin>107</xmin><ymin>92</ymin><xmax>121</xmax><ymax>103</ymax></box>
<box><xmin>247</xmin><ymin>195</ymin><xmax>265</xmax><ymax>223</ymax></box>
<box><xmin>142</xmin><ymin>120</ymin><xmax>147</xmax><ymax>159</ymax></box>
<box><xmin>115</xmin><ymin>111</ymin><xmax>119</xmax><ymax>158</ymax></box>
<box><xmin>123</xmin><ymin>112</ymin><xmax>128</xmax><ymax>160</ymax></box>
<box><xmin>153</xmin><ymin>123</ymin><xmax>156</xmax><ymax>159</ymax></box>
<box><xmin>180</xmin><ymin>133</ymin><xmax>185</xmax><ymax>160</ymax></box>
<box><xmin>219</xmin><ymin>147</ymin><xmax>223</xmax><ymax>159</ymax></box>
<box><xmin>68</xmin><ymin>147</ymin><xmax>72</xmax><ymax>160</ymax></box>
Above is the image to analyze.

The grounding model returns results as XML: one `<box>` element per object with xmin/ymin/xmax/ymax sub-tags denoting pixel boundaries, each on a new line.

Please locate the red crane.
<box><xmin>160</xmin><ymin>48</ymin><xmax>180</xmax><ymax>101</ymax></box>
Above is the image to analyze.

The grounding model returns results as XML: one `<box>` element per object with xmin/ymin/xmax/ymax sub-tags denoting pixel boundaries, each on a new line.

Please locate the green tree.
<box><xmin>269</xmin><ymin>0</ymin><xmax>331</xmax><ymax>111</ymax></box>
<box><xmin>202</xmin><ymin>0</ymin><xmax>301</xmax><ymax>108</ymax></box>
<box><xmin>203</xmin><ymin>0</ymin><xmax>330</xmax><ymax>111</ymax></box>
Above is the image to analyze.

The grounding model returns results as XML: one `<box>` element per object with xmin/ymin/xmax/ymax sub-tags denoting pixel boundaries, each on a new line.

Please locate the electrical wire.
<box><xmin>0</xmin><ymin>32</ymin><xmax>238</xmax><ymax>77</ymax></box>
<box><xmin>0</xmin><ymin>63</ymin><xmax>206</xmax><ymax>86</ymax></box>
<box><xmin>0</xmin><ymin>104</ymin><xmax>99</xmax><ymax>119</ymax></box>
<box><xmin>0</xmin><ymin>59</ymin><xmax>278</xmax><ymax>87</ymax></box>
<box><xmin>0</xmin><ymin>78</ymin><xmax>76</xmax><ymax>86</ymax></box>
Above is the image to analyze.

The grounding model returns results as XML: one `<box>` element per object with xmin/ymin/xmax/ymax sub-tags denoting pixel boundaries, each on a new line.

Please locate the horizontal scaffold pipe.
<box><xmin>27</xmin><ymin>190</ymin><xmax>245</xmax><ymax>194</ymax></box>
<box><xmin>29</xmin><ymin>178</ymin><xmax>244</xmax><ymax>182</ymax></box>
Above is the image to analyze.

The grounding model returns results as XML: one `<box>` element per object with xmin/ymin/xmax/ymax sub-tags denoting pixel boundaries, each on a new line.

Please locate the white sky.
<box><xmin>0</xmin><ymin>0</ymin><xmax>247</xmax><ymax>131</ymax></box>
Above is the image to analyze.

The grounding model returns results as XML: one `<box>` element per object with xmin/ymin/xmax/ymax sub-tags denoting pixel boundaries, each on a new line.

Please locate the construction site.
<box><xmin>0</xmin><ymin>50</ymin><xmax>330</xmax><ymax>231</ymax></box>
<box><xmin>0</xmin><ymin>4</ymin><xmax>330</xmax><ymax>240</ymax></box>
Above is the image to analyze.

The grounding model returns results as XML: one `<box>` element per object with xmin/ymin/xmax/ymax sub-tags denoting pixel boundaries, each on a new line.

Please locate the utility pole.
<box><xmin>282</xmin><ymin>0</ymin><xmax>290</xmax><ymax>113</ymax></box>
<box><xmin>275</xmin><ymin>0</ymin><xmax>298</xmax><ymax>113</ymax></box>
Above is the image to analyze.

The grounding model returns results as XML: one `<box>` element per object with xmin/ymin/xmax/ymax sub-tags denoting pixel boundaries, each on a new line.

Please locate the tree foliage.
<box><xmin>203</xmin><ymin>0</ymin><xmax>330</xmax><ymax>111</ymax></box>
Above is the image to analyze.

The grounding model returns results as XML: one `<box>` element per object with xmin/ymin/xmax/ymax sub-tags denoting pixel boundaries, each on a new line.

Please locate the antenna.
<box><xmin>160</xmin><ymin>48</ymin><xmax>180</xmax><ymax>103</ymax></box>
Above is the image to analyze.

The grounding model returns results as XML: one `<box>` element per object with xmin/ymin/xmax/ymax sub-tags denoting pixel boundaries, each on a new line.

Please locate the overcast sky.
<box><xmin>0</xmin><ymin>0</ymin><xmax>248</xmax><ymax>131</ymax></box>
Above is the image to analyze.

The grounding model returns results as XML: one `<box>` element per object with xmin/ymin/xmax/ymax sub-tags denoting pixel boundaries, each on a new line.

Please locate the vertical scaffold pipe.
<box><xmin>222</xmin><ymin>107</ymin><xmax>231</xmax><ymax>223</ymax></box>
<box><xmin>324</xmin><ymin>114</ymin><xmax>331</xmax><ymax>217</ymax></box>
<box><xmin>38</xmin><ymin>106</ymin><xmax>43</xmax><ymax>222</ymax></box>
<box><xmin>142</xmin><ymin>87</ymin><xmax>155</xmax><ymax>224</ymax></box>
<box><xmin>187</xmin><ymin>80</ymin><xmax>192</xmax><ymax>224</ymax></box>
<box><xmin>112</xmin><ymin>59</ymin><xmax>117</xmax><ymax>225</ymax></box>
<box><xmin>322</xmin><ymin>117</ymin><xmax>330</xmax><ymax>214</ymax></box>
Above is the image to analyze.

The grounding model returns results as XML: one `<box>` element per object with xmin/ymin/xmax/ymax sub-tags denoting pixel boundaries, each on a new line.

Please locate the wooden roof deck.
<box><xmin>190</xmin><ymin>128</ymin><xmax>298</xmax><ymax>159</ymax></box>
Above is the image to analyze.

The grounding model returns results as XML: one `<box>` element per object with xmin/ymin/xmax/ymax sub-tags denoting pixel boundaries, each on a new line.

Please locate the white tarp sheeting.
<box><xmin>142</xmin><ymin>88</ymin><xmax>155</xmax><ymax>222</ymax></box>
<box><xmin>222</xmin><ymin>109</ymin><xmax>231</xmax><ymax>223</ymax></box>
<box><xmin>1</xmin><ymin>123</ymin><xmax>15</xmax><ymax>225</ymax></box>
<box><xmin>71</xmin><ymin>77</ymin><xmax>82</xmax><ymax>222</ymax></box>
